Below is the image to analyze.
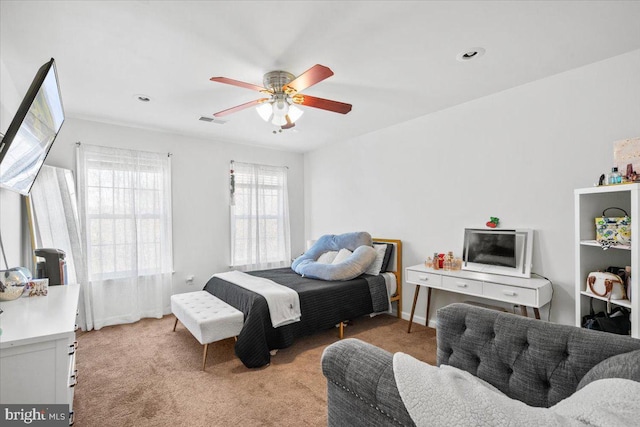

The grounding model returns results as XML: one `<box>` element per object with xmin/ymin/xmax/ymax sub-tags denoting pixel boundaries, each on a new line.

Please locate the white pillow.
<box><xmin>331</xmin><ymin>248</ymin><xmax>353</xmax><ymax>264</ymax></box>
<box><xmin>364</xmin><ymin>244</ymin><xmax>387</xmax><ymax>275</ymax></box>
<box><xmin>317</xmin><ymin>251</ymin><xmax>338</xmax><ymax>264</ymax></box>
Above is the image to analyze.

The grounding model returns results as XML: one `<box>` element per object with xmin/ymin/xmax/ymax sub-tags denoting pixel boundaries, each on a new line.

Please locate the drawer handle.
<box><xmin>69</xmin><ymin>410</ymin><xmax>75</xmax><ymax>426</ymax></box>
<box><xmin>69</xmin><ymin>369</ymin><xmax>78</xmax><ymax>387</ymax></box>
<box><xmin>68</xmin><ymin>341</ymin><xmax>78</xmax><ymax>355</ymax></box>
<box><xmin>456</xmin><ymin>282</ymin><xmax>468</xmax><ymax>288</ymax></box>
<box><xmin>503</xmin><ymin>291</ymin><xmax>517</xmax><ymax>296</ymax></box>
<box><xmin>418</xmin><ymin>275</ymin><xmax>429</xmax><ymax>281</ymax></box>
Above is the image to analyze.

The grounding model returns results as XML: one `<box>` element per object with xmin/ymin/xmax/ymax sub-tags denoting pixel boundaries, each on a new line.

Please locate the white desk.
<box><xmin>0</xmin><ymin>284</ymin><xmax>79</xmax><ymax>422</ymax></box>
<box><xmin>405</xmin><ymin>264</ymin><xmax>552</xmax><ymax>332</ymax></box>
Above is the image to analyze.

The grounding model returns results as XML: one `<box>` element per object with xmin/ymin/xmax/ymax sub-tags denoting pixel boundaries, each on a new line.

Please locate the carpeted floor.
<box><xmin>73</xmin><ymin>313</ymin><xmax>436</xmax><ymax>426</ymax></box>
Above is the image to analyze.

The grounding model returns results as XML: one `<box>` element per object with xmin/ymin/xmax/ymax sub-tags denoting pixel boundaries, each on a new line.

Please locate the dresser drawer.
<box><xmin>442</xmin><ymin>276</ymin><xmax>483</xmax><ymax>296</ymax></box>
<box><xmin>483</xmin><ymin>283</ymin><xmax>537</xmax><ymax>306</ymax></box>
<box><xmin>406</xmin><ymin>269</ymin><xmax>442</xmax><ymax>287</ymax></box>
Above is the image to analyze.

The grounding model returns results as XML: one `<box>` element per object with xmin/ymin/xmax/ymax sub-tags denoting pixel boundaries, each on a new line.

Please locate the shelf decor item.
<box><xmin>0</xmin><ymin>269</ymin><xmax>28</xmax><ymax>301</ymax></box>
<box><xmin>595</xmin><ymin>207</ymin><xmax>631</xmax><ymax>246</ymax></box>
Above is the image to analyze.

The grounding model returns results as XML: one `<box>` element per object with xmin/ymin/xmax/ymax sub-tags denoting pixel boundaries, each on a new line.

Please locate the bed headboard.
<box><xmin>373</xmin><ymin>238</ymin><xmax>402</xmax><ymax>318</ymax></box>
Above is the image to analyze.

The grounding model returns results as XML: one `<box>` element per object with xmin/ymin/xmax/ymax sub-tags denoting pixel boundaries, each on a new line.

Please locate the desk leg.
<box><xmin>533</xmin><ymin>307</ymin><xmax>541</xmax><ymax>320</ymax></box>
<box><xmin>425</xmin><ymin>287</ymin><xmax>432</xmax><ymax>329</ymax></box>
<box><xmin>407</xmin><ymin>285</ymin><xmax>421</xmax><ymax>333</ymax></box>
<box><xmin>520</xmin><ymin>305</ymin><xmax>528</xmax><ymax>317</ymax></box>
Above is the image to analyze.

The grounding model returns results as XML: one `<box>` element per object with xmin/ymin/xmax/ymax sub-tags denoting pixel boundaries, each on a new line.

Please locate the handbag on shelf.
<box><xmin>582</xmin><ymin>299</ymin><xmax>631</xmax><ymax>335</ymax></box>
<box><xmin>595</xmin><ymin>207</ymin><xmax>631</xmax><ymax>247</ymax></box>
<box><xmin>585</xmin><ymin>271</ymin><xmax>626</xmax><ymax>300</ymax></box>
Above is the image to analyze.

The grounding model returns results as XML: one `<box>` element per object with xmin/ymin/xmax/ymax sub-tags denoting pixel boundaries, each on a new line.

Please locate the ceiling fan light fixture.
<box><xmin>256</xmin><ymin>102</ymin><xmax>273</xmax><ymax>121</ymax></box>
<box><xmin>271</xmin><ymin>115</ymin><xmax>287</xmax><ymax>126</ymax></box>
<box><xmin>272</xmin><ymin>97</ymin><xmax>289</xmax><ymax>117</ymax></box>
<box><xmin>288</xmin><ymin>104</ymin><xmax>304</xmax><ymax>123</ymax></box>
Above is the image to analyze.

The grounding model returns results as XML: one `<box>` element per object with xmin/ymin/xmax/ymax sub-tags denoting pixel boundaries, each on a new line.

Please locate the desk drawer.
<box><xmin>442</xmin><ymin>276</ymin><xmax>482</xmax><ymax>296</ymax></box>
<box><xmin>483</xmin><ymin>283</ymin><xmax>536</xmax><ymax>306</ymax></box>
<box><xmin>406</xmin><ymin>270</ymin><xmax>442</xmax><ymax>287</ymax></box>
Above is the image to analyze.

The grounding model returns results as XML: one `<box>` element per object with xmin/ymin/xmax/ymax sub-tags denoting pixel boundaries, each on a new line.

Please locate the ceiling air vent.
<box><xmin>199</xmin><ymin>116</ymin><xmax>227</xmax><ymax>124</ymax></box>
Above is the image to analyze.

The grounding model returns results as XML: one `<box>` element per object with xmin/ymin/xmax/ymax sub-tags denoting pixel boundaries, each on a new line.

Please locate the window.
<box><xmin>78</xmin><ymin>144</ymin><xmax>172</xmax><ymax>281</ymax></box>
<box><xmin>230</xmin><ymin>161</ymin><xmax>291</xmax><ymax>271</ymax></box>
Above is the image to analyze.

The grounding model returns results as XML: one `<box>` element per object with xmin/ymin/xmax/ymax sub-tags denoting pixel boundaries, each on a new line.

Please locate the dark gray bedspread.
<box><xmin>202</xmin><ymin>268</ymin><xmax>388</xmax><ymax>368</ymax></box>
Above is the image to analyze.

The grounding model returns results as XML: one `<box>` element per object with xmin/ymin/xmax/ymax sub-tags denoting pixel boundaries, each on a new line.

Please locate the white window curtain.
<box><xmin>77</xmin><ymin>144</ymin><xmax>173</xmax><ymax>330</ymax></box>
<box><xmin>230</xmin><ymin>161</ymin><xmax>291</xmax><ymax>271</ymax></box>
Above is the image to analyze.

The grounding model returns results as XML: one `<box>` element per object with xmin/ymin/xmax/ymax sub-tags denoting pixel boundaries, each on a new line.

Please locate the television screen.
<box><xmin>0</xmin><ymin>58</ymin><xmax>64</xmax><ymax>195</ymax></box>
<box><xmin>465</xmin><ymin>230</ymin><xmax>516</xmax><ymax>268</ymax></box>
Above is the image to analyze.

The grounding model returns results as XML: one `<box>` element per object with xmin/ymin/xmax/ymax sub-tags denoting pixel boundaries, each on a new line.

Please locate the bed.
<box><xmin>202</xmin><ymin>238</ymin><xmax>402</xmax><ymax>368</ymax></box>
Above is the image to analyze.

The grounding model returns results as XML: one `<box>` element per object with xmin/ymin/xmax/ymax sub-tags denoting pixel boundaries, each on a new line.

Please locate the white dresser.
<box><xmin>0</xmin><ymin>284</ymin><xmax>79</xmax><ymax>422</ymax></box>
<box><xmin>405</xmin><ymin>264</ymin><xmax>552</xmax><ymax>331</ymax></box>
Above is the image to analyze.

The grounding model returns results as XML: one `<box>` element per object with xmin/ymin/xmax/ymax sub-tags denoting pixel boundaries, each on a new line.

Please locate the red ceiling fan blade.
<box><xmin>281</xmin><ymin>116</ymin><xmax>296</xmax><ymax>130</ymax></box>
<box><xmin>210</xmin><ymin>77</ymin><xmax>270</xmax><ymax>93</ymax></box>
<box><xmin>284</xmin><ymin>64</ymin><xmax>334</xmax><ymax>94</ymax></box>
<box><xmin>213</xmin><ymin>98</ymin><xmax>269</xmax><ymax>117</ymax></box>
<box><xmin>293</xmin><ymin>94</ymin><xmax>352</xmax><ymax>114</ymax></box>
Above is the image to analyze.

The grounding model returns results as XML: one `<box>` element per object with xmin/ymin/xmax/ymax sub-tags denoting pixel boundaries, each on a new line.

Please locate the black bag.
<box><xmin>582</xmin><ymin>299</ymin><xmax>631</xmax><ymax>335</ymax></box>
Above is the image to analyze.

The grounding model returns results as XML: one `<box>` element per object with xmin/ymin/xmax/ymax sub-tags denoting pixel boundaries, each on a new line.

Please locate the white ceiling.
<box><xmin>2</xmin><ymin>1</ymin><xmax>640</xmax><ymax>153</ymax></box>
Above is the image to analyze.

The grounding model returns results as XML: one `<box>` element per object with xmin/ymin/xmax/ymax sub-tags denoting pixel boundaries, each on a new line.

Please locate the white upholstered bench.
<box><xmin>171</xmin><ymin>291</ymin><xmax>244</xmax><ymax>371</ymax></box>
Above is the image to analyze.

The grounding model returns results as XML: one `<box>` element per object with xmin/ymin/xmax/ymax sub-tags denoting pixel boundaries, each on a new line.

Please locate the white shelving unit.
<box><xmin>574</xmin><ymin>183</ymin><xmax>640</xmax><ymax>337</ymax></box>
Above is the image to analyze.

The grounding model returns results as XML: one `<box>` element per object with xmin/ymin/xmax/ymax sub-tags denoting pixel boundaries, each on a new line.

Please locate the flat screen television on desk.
<box><xmin>0</xmin><ymin>58</ymin><xmax>64</xmax><ymax>195</ymax></box>
<box><xmin>462</xmin><ymin>228</ymin><xmax>533</xmax><ymax>278</ymax></box>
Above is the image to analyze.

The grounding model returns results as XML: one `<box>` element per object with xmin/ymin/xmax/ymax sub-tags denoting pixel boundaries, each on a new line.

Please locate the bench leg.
<box><xmin>173</xmin><ymin>317</ymin><xmax>179</xmax><ymax>332</ymax></box>
<box><xmin>202</xmin><ymin>343</ymin><xmax>209</xmax><ymax>371</ymax></box>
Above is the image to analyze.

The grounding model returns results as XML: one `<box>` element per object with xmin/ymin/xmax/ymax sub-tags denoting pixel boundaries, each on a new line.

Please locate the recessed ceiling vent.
<box><xmin>456</xmin><ymin>47</ymin><xmax>486</xmax><ymax>62</ymax></box>
<box><xmin>199</xmin><ymin>116</ymin><xmax>227</xmax><ymax>124</ymax></box>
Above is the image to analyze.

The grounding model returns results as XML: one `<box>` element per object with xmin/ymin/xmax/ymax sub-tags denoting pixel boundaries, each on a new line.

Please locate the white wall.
<box><xmin>42</xmin><ymin>118</ymin><xmax>305</xmax><ymax>294</ymax></box>
<box><xmin>304</xmin><ymin>49</ymin><xmax>640</xmax><ymax>327</ymax></box>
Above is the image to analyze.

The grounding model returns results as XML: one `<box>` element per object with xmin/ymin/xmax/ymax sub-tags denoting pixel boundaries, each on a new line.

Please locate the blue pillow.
<box><xmin>294</xmin><ymin>245</ymin><xmax>377</xmax><ymax>281</ymax></box>
<box><xmin>291</xmin><ymin>232</ymin><xmax>375</xmax><ymax>281</ymax></box>
<box><xmin>291</xmin><ymin>231</ymin><xmax>372</xmax><ymax>270</ymax></box>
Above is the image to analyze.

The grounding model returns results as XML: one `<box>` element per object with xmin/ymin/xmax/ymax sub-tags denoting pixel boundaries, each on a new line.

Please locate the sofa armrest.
<box><xmin>321</xmin><ymin>338</ymin><xmax>414</xmax><ymax>427</ymax></box>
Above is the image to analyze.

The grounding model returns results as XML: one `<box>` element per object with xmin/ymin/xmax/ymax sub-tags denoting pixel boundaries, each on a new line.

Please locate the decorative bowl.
<box><xmin>0</xmin><ymin>269</ymin><xmax>28</xmax><ymax>301</ymax></box>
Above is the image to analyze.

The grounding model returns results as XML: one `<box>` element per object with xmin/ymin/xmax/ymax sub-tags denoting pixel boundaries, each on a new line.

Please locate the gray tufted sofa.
<box><xmin>321</xmin><ymin>303</ymin><xmax>640</xmax><ymax>426</ymax></box>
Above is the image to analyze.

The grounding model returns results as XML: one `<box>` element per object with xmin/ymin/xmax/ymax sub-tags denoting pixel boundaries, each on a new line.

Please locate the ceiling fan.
<box><xmin>210</xmin><ymin>64</ymin><xmax>352</xmax><ymax>130</ymax></box>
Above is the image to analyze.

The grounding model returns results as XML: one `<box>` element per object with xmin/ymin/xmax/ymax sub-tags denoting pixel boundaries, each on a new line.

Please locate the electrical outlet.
<box><xmin>186</xmin><ymin>275</ymin><xmax>195</xmax><ymax>285</ymax></box>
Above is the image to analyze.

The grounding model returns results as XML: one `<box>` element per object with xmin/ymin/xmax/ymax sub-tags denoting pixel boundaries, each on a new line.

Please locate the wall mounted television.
<box><xmin>0</xmin><ymin>58</ymin><xmax>64</xmax><ymax>195</ymax></box>
<box><xmin>462</xmin><ymin>228</ymin><xmax>533</xmax><ymax>278</ymax></box>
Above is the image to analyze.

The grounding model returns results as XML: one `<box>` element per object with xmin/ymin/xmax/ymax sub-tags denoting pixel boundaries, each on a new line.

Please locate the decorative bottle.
<box><xmin>432</xmin><ymin>252</ymin><xmax>440</xmax><ymax>270</ymax></box>
<box><xmin>609</xmin><ymin>167</ymin><xmax>622</xmax><ymax>184</ymax></box>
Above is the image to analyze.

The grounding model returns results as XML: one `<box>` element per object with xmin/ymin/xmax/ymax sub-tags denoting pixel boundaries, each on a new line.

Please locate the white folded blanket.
<box><xmin>393</xmin><ymin>352</ymin><xmax>640</xmax><ymax>426</ymax></box>
<box><xmin>214</xmin><ymin>271</ymin><xmax>301</xmax><ymax>328</ymax></box>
